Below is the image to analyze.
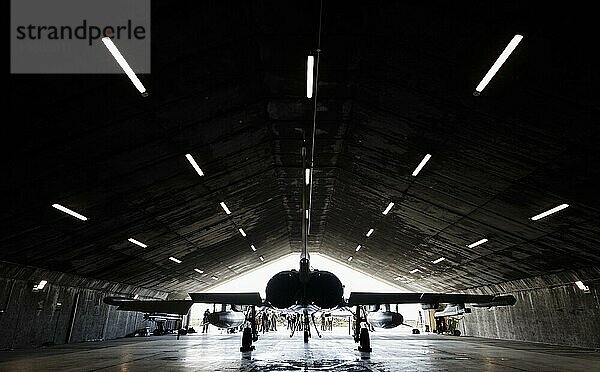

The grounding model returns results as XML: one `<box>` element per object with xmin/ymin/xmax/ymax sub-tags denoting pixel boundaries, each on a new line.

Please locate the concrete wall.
<box><xmin>461</xmin><ymin>266</ymin><xmax>600</xmax><ymax>349</ymax></box>
<box><xmin>0</xmin><ymin>261</ymin><xmax>168</xmax><ymax>350</ymax></box>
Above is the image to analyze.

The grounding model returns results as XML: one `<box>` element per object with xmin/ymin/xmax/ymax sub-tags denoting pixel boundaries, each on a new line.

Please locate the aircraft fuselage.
<box><xmin>265</xmin><ymin>269</ymin><xmax>344</xmax><ymax>309</ymax></box>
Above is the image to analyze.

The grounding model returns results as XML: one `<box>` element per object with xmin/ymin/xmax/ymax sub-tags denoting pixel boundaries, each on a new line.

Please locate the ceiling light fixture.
<box><xmin>305</xmin><ymin>168</ymin><xmax>311</xmax><ymax>185</ymax></box>
<box><xmin>194</xmin><ymin>268</ymin><xmax>204</xmax><ymax>274</ymax></box>
<box><xmin>366</xmin><ymin>228</ymin><xmax>374</xmax><ymax>237</ymax></box>
<box><xmin>409</xmin><ymin>268</ymin><xmax>421</xmax><ymax>274</ymax></box>
<box><xmin>168</xmin><ymin>256</ymin><xmax>182</xmax><ymax>264</ymax></box>
<box><xmin>259</xmin><ymin>256</ymin><xmax>264</xmax><ymax>262</ymax></box>
<box><xmin>412</xmin><ymin>154</ymin><xmax>432</xmax><ymax>176</ymax></box>
<box><xmin>37</xmin><ymin>280</ymin><xmax>48</xmax><ymax>290</ymax></box>
<box><xmin>128</xmin><ymin>238</ymin><xmax>148</xmax><ymax>248</ymax></box>
<box><xmin>52</xmin><ymin>204</ymin><xmax>88</xmax><ymax>221</ymax></box>
<box><xmin>239</xmin><ymin>228</ymin><xmax>247</xmax><ymax>237</ymax></box>
<box><xmin>355</xmin><ymin>245</ymin><xmax>361</xmax><ymax>252</ymax></box>
<box><xmin>347</xmin><ymin>256</ymin><xmax>353</xmax><ymax>262</ymax></box>
<box><xmin>251</xmin><ymin>244</ymin><xmax>257</xmax><ymax>252</ymax></box>
<box><xmin>101</xmin><ymin>37</ymin><xmax>147</xmax><ymax>96</ymax></box>
<box><xmin>475</xmin><ymin>34</ymin><xmax>523</xmax><ymax>95</ymax></box>
<box><xmin>575</xmin><ymin>281</ymin><xmax>589</xmax><ymax>291</ymax></box>
<box><xmin>432</xmin><ymin>257</ymin><xmax>446</xmax><ymax>264</ymax></box>
<box><xmin>211</xmin><ymin>276</ymin><xmax>219</xmax><ymax>280</ymax></box>
<box><xmin>306</xmin><ymin>55</ymin><xmax>315</xmax><ymax>98</ymax></box>
<box><xmin>382</xmin><ymin>202</ymin><xmax>395</xmax><ymax>215</ymax></box>
<box><xmin>530</xmin><ymin>203</ymin><xmax>569</xmax><ymax>221</ymax></box>
<box><xmin>467</xmin><ymin>238</ymin><xmax>488</xmax><ymax>248</ymax></box>
<box><xmin>220</xmin><ymin>202</ymin><xmax>231</xmax><ymax>215</ymax></box>
<box><xmin>306</xmin><ymin>210</ymin><xmax>309</xmax><ymax>219</ymax></box>
<box><xmin>185</xmin><ymin>154</ymin><xmax>204</xmax><ymax>176</ymax></box>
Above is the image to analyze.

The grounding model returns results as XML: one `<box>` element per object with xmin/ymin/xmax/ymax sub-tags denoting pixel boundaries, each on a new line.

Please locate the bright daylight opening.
<box><xmin>189</xmin><ymin>253</ymin><xmax>424</xmax><ymax>335</ymax></box>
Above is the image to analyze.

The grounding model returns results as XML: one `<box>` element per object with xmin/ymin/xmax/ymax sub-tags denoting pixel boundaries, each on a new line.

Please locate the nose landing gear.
<box><xmin>303</xmin><ymin>309</ymin><xmax>310</xmax><ymax>343</ymax></box>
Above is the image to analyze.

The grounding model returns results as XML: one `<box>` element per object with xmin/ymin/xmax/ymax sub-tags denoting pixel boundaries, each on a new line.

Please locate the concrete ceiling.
<box><xmin>5</xmin><ymin>1</ymin><xmax>599</xmax><ymax>296</ymax></box>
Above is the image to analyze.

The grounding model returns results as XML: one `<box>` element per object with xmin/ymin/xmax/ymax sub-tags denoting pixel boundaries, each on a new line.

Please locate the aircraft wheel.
<box><xmin>303</xmin><ymin>330</ymin><xmax>309</xmax><ymax>343</ymax></box>
<box><xmin>357</xmin><ymin>328</ymin><xmax>372</xmax><ymax>352</ymax></box>
<box><xmin>412</xmin><ymin>328</ymin><xmax>420</xmax><ymax>334</ymax></box>
<box><xmin>240</xmin><ymin>327</ymin><xmax>255</xmax><ymax>352</ymax></box>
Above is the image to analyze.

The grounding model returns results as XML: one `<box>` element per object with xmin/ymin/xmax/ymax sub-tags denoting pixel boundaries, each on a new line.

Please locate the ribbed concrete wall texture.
<box><xmin>0</xmin><ymin>262</ymin><xmax>167</xmax><ymax>350</ymax></box>
<box><xmin>461</xmin><ymin>267</ymin><xmax>600</xmax><ymax>349</ymax></box>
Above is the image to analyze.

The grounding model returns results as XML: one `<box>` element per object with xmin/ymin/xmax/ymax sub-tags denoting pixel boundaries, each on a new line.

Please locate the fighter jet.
<box><xmin>104</xmin><ymin>240</ymin><xmax>515</xmax><ymax>352</ymax></box>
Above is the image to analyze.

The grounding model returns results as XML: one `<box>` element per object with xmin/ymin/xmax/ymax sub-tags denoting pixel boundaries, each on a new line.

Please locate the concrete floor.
<box><xmin>1</xmin><ymin>329</ymin><xmax>598</xmax><ymax>371</ymax></box>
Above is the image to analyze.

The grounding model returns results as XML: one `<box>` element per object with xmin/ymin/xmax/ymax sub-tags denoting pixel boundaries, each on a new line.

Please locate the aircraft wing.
<box><xmin>189</xmin><ymin>292</ymin><xmax>263</xmax><ymax>305</ymax></box>
<box><xmin>103</xmin><ymin>297</ymin><xmax>193</xmax><ymax>315</ymax></box>
<box><xmin>347</xmin><ymin>292</ymin><xmax>515</xmax><ymax>307</ymax></box>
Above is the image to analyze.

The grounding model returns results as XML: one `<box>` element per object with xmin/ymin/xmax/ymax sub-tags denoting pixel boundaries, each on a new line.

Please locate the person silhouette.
<box><xmin>202</xmin><ymin>309</ymin><xmax>210</xmax><ymax>333</ymax></box>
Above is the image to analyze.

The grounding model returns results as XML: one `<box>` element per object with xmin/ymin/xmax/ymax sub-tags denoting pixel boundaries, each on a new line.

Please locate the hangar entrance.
<box><xmin>188</xmin><ymin>253</ymin><xmax>424</xmax><ymax>335</ymax></box>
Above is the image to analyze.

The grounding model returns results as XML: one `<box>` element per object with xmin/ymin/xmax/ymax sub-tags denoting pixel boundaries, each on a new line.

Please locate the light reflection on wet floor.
<box><xmin>0</xmin><ymin>330</ymin><xmax>598</xmax><ymax>371</ymax></box>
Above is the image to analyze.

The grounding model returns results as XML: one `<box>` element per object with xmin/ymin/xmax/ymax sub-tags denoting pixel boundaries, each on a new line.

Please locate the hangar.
<box><xmin>3</xmin><ymin>0</ymin><xmax>599</xmax><ymax>370</ymax></box>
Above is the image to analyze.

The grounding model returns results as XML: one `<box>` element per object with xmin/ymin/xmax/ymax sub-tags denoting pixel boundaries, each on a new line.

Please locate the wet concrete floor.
<box><xmin>1</xmin><ymin>329</ymin><xmax>598</xmax><ymax>371</ymax></box>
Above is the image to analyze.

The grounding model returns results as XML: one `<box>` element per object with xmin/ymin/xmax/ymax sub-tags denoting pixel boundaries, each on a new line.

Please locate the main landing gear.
<box><xmin>353</xmin><ymin>305</ymin><xmax>372</xmax><ymax>352</ymax></box>
<box><xmin>240</xmin><ymin>305</ymin><xmax>258</xmax><ymax>352</ymax></box>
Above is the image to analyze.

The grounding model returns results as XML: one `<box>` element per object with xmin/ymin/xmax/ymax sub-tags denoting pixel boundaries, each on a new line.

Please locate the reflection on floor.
<box><xmin>1</xmin><ymin>328</ymin><xmax>598</xmax><ymax>371</ymax></box>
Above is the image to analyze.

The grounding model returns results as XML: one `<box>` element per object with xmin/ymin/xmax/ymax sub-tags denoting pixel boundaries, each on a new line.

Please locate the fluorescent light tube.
<box><xmin>305</xmin><ymin>168</ymin><xmax>311</xmax><ymax>185</ymax></box>
<box><xmin>409</xmin><ymin>268</ymin><xmax>421</xmax><ymax>274</ymax></box>
<box><xmin>251</xmin><ymin>244</ymin><xmax>257</xmax><ymax>252</ymax></box>
<box><xmin>220</xmin><ymin>202</ymin><xmax>231</xmax><ymax>215</ymax></box>
<box><xmin>432</xmin><ymin>257</ymin><xmax>446</xmax><ymax>264</ymax></box>
<box><xmin>475</xmin><ymin>34</ymin><xmax>523</xmax><ymax>94</ymax></box>
<box><xmin>185</xmin><ymin>154</ymin><xmax>204</xmax><ymax>176</ymax></box>
<box><xmin>239</xmin><ymin>228</ymin><xmax>246</xmax><ymax>237</ymax></box>
<box><xmin>412</xmin><ymin>154</ymin><xmax>432</xmax><ymax>176</ymax></box>
<box><xmin>347</xmin><ymin>256</ymin><xmax>353</xmax><ymax>262</ymax></box>
<box><xmin>382</xmin><ymin>202</ymin><xmax>395</xmax><ymax>215</ymax></box>
<box><xmin>366</xmin><ymin>228</ymin><xmax>374</xmax><ymax>237</ymax></box>
<box><xmin>211</xmin><ymin>276</ymin><xmax>219</xmax><ymax>280</ymax></box>
<box><xmin>52</xmin><ymin>204</ymin><xmax>88</xmax><ymax>221</ymax></box>
<box><xmin>101</xmin><ymin>37</ymin><xmax>147</xmax><ymax>95</ymax></box>
<box><xmin>306</xmin><ymin>55</ymin><xmax>314</xmax><ymax>98</ymax></box>
<box><xmin>259</xmin><ymin>256</ymin><xmax>264</xmax><ymax>262</ymax></box>
<box><xmin>37</xmin><ymin>280</ymin><xmax>48</xmax><ymax>290</ymax></box>
<box><xmin>306</xmin><ymin>210</ymin><xmax>309</xmax><ymax>219</ymax></box>
<box><xmin>355</xmin><ymin>245</ymin><xmax>361</xmax><ymax>252</ymax></box>
<box><xmin>467</xmin><ymin>238</ymin><xmax>488</xmax><ymax>248</ymax></box>
<box><xmin>194</xmin><ymin>268</ymin><xmax>204</xmax><ymax>274</ymax></box>
<box><xmin>530</xmin><ymin>204</ymin><xmax>569</xmax><ymax>221</ymax></box>
<box><xmin>128</xmin><ymin>238</ymin><xmax>148</xmax><ymax>248</ymax></box>
<box><xmin>575</xmin><ymin>281</ymin><xmax>589</xmax><ymax>291</ymax></box>
<box><xmin>169</xmin><ymin>256</ymin><xmax>182</xmax><ymax>264</ymax></box>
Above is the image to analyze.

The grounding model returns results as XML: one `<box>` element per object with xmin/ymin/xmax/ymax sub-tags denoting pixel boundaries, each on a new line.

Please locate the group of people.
<box><xmin>257</xmin><ymin>310</ymin><xmax>278</xmax><ymax>333</ymax></box>
<box><xmin>320</xmin><ymin>315</ymin><xmax>333</xmax><ymax>331</ymax></box>
<box><xmin>200</xmin><ymin>308</ymin><xmax>336</xmax><ymax>334</ymax></box>
<box><xmin>285</xmin><ymin>313</ymin><xmax>307</xmax><ymax>331</ymax></box>
<box><xmin>283</xmin><ymin>313</ymin><xmax>333</xmax><ymax>331</ymax></box>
